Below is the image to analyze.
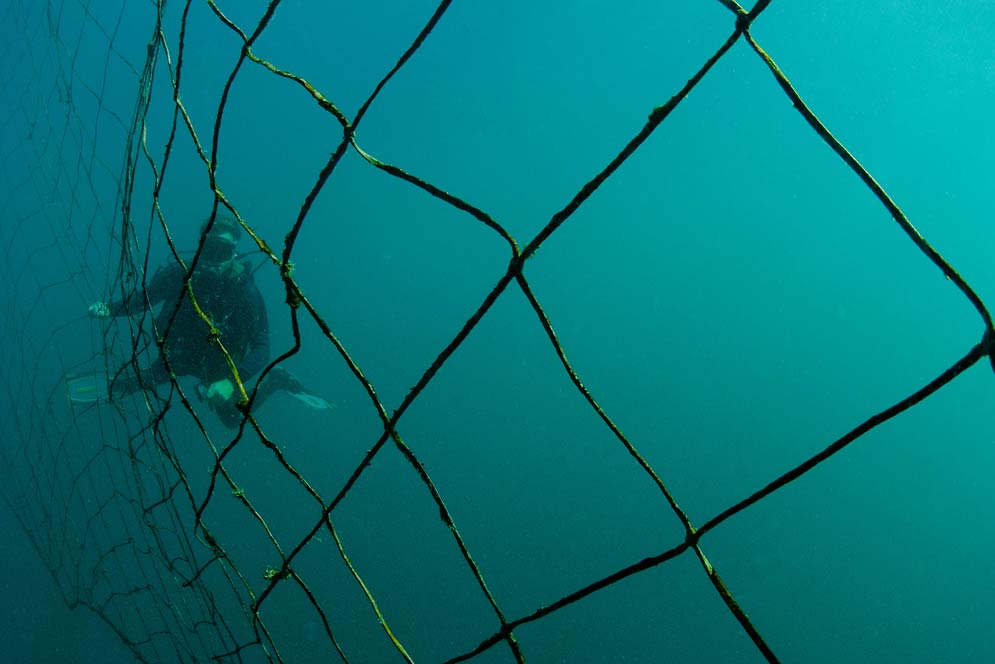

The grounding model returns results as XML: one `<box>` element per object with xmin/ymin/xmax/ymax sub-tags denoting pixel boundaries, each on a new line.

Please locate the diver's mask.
<box><xmin>201</xmin><ymin>232</ymin><xmax>237</xmax><ymax>268</ymax></box>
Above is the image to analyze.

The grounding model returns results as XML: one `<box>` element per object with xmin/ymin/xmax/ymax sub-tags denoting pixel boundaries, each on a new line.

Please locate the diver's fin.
<box><xmin>287</xmin><ymin>390</ymin><xmax>334</xmax><ymax>410</ymax></box>
<box><xmin>66</xmin><ymin>372</ymin><xmax>109</xmax><ymax>405</ymax></box>
<box><xmin>266</xmin><ymin>366</ymin><xmax>333</xmax><ymax>410</ymax></box>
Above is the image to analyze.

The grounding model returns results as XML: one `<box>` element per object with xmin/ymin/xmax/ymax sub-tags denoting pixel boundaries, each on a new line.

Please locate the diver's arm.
<box><xmin>94</xmin><ymin>263</ymin><xmax>179</xmax><ymax>318</ymax></box>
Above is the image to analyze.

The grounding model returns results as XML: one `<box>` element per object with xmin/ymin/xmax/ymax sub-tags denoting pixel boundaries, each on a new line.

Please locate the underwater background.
<box><xmin>1</xmin><ymin>1</ymin><xmax>994</xmax><ymax>662</ymax></box>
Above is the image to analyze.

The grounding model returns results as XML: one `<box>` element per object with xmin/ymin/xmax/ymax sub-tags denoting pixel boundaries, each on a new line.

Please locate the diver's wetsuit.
<box><xmin>107</xmin><ymin>258</ymin><xmax>270</xmax><ymax>426</ymax></box>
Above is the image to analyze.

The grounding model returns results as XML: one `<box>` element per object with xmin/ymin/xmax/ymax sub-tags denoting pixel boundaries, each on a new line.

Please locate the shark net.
<box><xmin>1</xmin><ymin>0</ymin><xmax>992</xmax><ymax>662</ymax></box>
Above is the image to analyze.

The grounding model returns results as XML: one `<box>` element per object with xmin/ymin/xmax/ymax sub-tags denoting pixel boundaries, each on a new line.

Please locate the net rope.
<box><xmin>1</xmin><ymin>0</ymin><xmax>992</xmax><ymax>662</ymax></box>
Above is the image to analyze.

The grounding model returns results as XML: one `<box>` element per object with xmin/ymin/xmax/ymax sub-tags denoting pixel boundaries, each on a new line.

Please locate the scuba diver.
<box><xmin>83</xmin><ymin>214</ymin><xmax>330</xmax><ymax>427</ymax></box>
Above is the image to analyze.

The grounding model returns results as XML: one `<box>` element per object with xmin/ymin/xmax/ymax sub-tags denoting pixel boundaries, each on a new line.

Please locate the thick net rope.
<box><xmin>2</xmin><ymin>1</ymin><xmax>992</xmax><ymax>662</ymax></box>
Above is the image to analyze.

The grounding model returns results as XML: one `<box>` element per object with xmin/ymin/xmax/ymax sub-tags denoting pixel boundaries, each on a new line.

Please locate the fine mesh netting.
<box><xmin>1</xmin><ymin>1</ymin><xmax>993</xmax><ymax>662</ymax></box>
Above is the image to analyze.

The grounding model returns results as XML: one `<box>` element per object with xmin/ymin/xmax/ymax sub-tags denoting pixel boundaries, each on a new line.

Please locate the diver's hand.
<box><xmin>88</xmin><ymin>301</ymin><xmax>110</xmax><ymax>318</ymax></box>
<box><xmin>204</xmin><ymin>378</ymin><xmax>235</xmax><ymax>404</ymax></box>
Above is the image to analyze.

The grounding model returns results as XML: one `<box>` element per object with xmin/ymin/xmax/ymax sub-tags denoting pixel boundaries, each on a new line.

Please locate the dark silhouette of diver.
<box><xmin>87</xmin><ymin>215</ymin><xmax>329</xmax><ymax>427</ymax></box>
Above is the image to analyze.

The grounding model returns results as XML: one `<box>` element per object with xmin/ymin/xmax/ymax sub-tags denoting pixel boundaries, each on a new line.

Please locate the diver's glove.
<box><xmin>88</xmin><ymin>301</ymin><xmax>110</xmax><ymax>318</ymax></box>
<box><xmin>204</xmin><ymin>378</ymin><xmax>235</xmax><ymax>405</ymax></box>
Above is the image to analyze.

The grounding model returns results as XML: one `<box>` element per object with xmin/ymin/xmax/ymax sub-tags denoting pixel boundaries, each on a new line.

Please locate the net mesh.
<box><xmin>2</xmin><ymin>0</ymin><xmax>993</xmax><ymax>662</ymax></box>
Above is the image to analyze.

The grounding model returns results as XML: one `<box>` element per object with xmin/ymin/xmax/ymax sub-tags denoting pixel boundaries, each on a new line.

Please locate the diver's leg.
<box><xmin>252</xmin><ymin>367</ymin><xmax>331</xmax><ymax>410</ymax></box>
<box><xmin>212</xmin><ymin>399</ymin><xmax>245</xmax><ymax>429</ymax></box>
<box><xmin>108</xmin><ymin>359</ymin><xmax>171</xmax><ymax>398</ymax></box>
<box><xmin>248</xmin><ymin>367</ymin><xmax>288</xmax><ymax>410</ymax></box>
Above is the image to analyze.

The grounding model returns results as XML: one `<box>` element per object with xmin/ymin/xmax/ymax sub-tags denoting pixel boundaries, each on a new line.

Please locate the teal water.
<box><xmin>1</xmin><ymin>1</ymin><xmax>994</xmax><ymax>662</ymax></box>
